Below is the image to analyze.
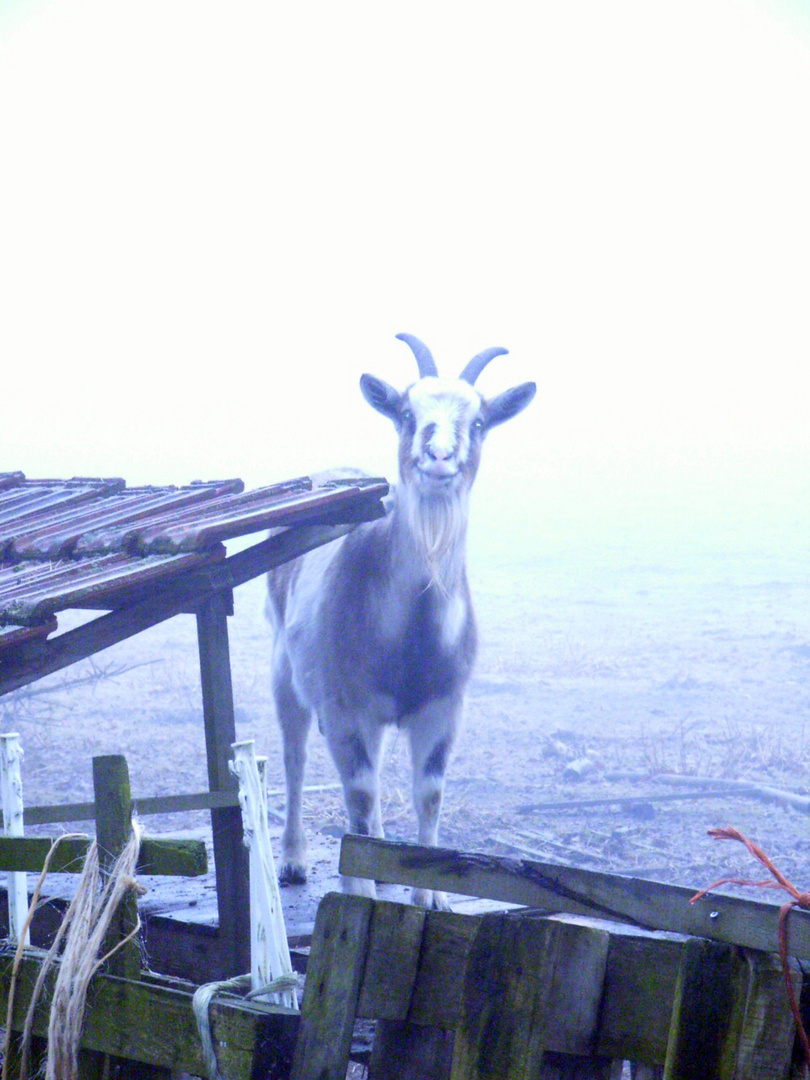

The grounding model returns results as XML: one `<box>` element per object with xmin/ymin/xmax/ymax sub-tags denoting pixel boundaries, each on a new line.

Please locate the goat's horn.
<box><xmin>459</xmin><ymin>347</ymin><xmax>509</xmax><ymax>385</ymax></box>
<box><xmin>396</xmin><ymin>333</ymin><xmax>439</xmax><ymax>378</ymax></box>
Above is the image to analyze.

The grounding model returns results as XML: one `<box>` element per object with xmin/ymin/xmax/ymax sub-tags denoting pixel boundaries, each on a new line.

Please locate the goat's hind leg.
<box><xmin>272</xmin><ymin>647</ymin><xmax>314</xmax><ymax>884</ymax></box>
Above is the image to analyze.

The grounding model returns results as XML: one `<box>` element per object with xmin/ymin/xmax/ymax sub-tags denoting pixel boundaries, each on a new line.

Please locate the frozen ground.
<box><xmin>2</xmin><ymin>462</ymin><xmax>810</xmax><ymax>932</ymax></box>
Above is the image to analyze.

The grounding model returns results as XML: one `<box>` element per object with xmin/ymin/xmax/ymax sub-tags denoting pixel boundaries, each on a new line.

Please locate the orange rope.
<box><xmin>689</xmin><ymin>825</ymin><xmax>810</xmax><ymax>1069</ymax></box>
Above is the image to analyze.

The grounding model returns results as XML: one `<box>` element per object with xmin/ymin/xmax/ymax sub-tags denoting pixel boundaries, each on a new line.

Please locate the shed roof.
<box><xmin>0</xmin><ymin>471</ymin><xmax>387</xmax><ymax>670</ymax></box>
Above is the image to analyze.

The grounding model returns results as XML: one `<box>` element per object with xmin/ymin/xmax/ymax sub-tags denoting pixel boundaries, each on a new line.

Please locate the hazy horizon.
<box><xmin>1</xmin><ymin>0</ymin><xmax>808</xmax><ymax>567</ymax></box>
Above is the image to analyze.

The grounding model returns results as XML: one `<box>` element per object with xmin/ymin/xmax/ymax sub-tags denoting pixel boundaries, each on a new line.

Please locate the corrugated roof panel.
<box><xmin>10</xmin><ymin>480</ymin><xmax>244</xmax><ymax>560</ymax></box>
<box><xmin>0</xmin><ymin>472</ymin><xmax>388</xmax><ymax>645</ymax></box>
<box><xmin>137</xmin><ymin>481</ymin><xmax>386</xmax><ymax>553</ymax></box>
<box><xmin>0</xmin><ymin>549</ymin><xmax>225</xmax><ymax>626</ymax></box>
<box><xmin>75</xmin><ymin>477</ymin><xmax>313</xmax><ymax>555</ymax></box>
<box><xmin>0</xmin><ymin>478</ymin><xmax>125</xmax><ymax>535</ymax></box>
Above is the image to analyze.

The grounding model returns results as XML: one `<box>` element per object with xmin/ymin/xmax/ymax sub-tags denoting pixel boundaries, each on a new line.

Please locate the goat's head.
<box><xmin>360</xmin><ymin>333</ymin><xmax>536</xmax><ymax>497</ymax></box>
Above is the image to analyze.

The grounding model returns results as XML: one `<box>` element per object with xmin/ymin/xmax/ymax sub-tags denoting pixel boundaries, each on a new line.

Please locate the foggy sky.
<box><xmin>1</xmin><ymin>0</ymin><xmax>808</xmax><ymax>554</ymax></box>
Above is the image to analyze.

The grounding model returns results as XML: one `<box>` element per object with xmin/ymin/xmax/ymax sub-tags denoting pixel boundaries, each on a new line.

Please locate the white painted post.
<box><xmin>230</xmin><ymin>740</ymin><xmax>297</xmax><ymax>1010</ymax></box>
<box><xmin>0</xmin><ymin>733</ymin><xmax>30</xmax><ymax>946</ymax></box>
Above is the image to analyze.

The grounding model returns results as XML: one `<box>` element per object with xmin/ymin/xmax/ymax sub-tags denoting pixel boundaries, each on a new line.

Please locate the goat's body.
<box><xmin>266</xmin><ymin>335</ymin><xmax>535</xmax><ymax>909</ymax></box>
<box><xmin>267</xmin><ymin>494</ymin><xmax>476</xmax><ymax>907</ymax></box>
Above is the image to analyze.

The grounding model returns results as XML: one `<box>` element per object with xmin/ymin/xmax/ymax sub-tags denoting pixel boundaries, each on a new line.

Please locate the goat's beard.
<box><xmin>401</xmin><ymin>481</ymin><xmax>470</xmax><ymax>594</ymax></box>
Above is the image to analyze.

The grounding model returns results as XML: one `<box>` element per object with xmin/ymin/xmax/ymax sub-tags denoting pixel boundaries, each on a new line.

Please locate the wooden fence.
<box><xmin>0</xmin><ymin>753</ymin><xmax>299</xmax><ymax>1079</ymax></box>
<box><xmin>0</xmin><ymin>788</ymin><xmax>807</xmax><ymax>1078</ymax></box>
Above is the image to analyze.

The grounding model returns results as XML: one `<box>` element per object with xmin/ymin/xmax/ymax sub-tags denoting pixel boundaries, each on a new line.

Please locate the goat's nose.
<box><xmin>427</xmin><ymin>443</ymin><xmax>453</xmax><ymax>462</ymax></box>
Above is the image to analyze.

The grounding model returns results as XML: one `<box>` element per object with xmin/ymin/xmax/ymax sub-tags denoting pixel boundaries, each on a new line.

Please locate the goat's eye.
<box><xmin>400</xmin><ymin>409</ymin><xmax>413</xmax><ymax>423</ymax></box>
<box><xmin>472</xmin><ymin>417</ymin><xmax>484</xmax><ymax>433</ymax></box>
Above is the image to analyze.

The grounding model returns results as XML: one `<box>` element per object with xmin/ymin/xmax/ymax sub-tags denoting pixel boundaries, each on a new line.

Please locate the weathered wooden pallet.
<box><xmin>292</xmin><ymin>891</ymin><xmax>801</xmax><ymax>1080</ymax></box>
<box><xmin>280</xmin><ymin>834</ymin><xmax>810</xmax><ymax>1080</ymax></box>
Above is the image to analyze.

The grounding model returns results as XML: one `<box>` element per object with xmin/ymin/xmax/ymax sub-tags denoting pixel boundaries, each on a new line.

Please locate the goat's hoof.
<box><xmin>279</xmin><ymin>861</ymin><xmax>308</xmax><ymax>885</ymax></box>
<box><xmin>341</xmin><ymin>874</ymin><xmax>377</xmax><ymax>899</ymax></box>
<box><xmin>411</xmin><ymin>888</ymin><xmax>451</xmax><ymax>911</ymax></box>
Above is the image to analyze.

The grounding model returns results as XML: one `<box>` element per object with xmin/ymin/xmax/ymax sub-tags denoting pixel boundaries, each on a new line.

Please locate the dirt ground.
<box><xmin>0</xmin><ymin>483</ymin><xmax>805</xmax><ymax>1080</ymax></box>
<box><xmin>3</xmin><ymin>489</ymin><xmax>810</xmax><ymax>938</ymax></box>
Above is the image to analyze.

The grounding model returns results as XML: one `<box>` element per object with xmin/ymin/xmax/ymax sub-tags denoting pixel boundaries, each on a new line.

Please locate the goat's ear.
<box><xmin>360</xmin><ymin>374</ymin><xmax>401</xmax><ymax>421</ymax></box>
<box><xmin>486</xmin><ymin>382</ymin><xmax>537</xmax><ymax>429</ymax></box>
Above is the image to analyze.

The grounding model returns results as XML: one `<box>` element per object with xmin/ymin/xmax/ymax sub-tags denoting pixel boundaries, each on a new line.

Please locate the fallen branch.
<box><xmin>656</xmin><ymin>774</ymin><xmax>810</xmax><ymax>814</ymax></box>
<box><xmin>600</xmin><ymin>772</ymin><xmax>810</xmax><ymax>815</ymax></box>
<box><xmin>517</xmin><ymin>790</ymin><xmax>734</xmax><ymax>815</ymax></box>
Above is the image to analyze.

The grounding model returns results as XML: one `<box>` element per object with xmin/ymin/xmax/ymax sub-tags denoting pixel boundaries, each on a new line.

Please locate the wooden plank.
<box><xmin>662</xmin><ymin>938</ymin><xmax>750</xmax><ymax>1080</ymax></box>
<box><xmin>535</xmin><ymin>914</ymin><xmax>611</xmax><ymax>1057</ymax></box>
<box><xmin>360</xmin><ymin>903</ymin><xmax>449</xmax><ymax>1080</ymax></box>
<box><xmin>340</xmin><ymin>835</ymin><xmax>810</xmax><ymax>960</ymax></box>
<box><xmin>93</xmin><ymin>754</ymin><xmax>141</xmax><ymax>982</ymax></box>
<box><xmin>135</xmin><ymin>837</ymin><xmax>208</xmax><ymax>877</ymax></box>
<box><xmin>211</xmin><ymin>520</ymin><xmax>375</xmax><ymax>592</ymax></box>
<box><xmin>1</xmin><ymin>551</ymin><xmax>223</xmax><ymax>625</ymax></box>
<box><xmin>196</xmin><ymin>591</ymin><xmax>250</xmax><ymax>977</ymax></box>
<box><xmin>24</xmin><ymin>799</ymin><xmax>97</xmax><ymax>825</ymax></box>
<box><xmin>733</xmin><ymin>950</ymin><xmax>801</xmax><ymax>1080</ymax></box>
<box><xmin>23</xmin><ymin>788</ymin><xmax>238</xmax><ymax>826</ymax></box>
<box><xmin>348</xmin><ymin>894</ymin><xmax>801</xmax><ymax>1074</ymax></box>
<box><xmin>408</xmin><ymin>911</ymin><xmax>480</xmax><ymax>1028</ymax></box>
<box><xmin>134</xmin><ymin>789</ymin><xmax>238</xmax><ymax>818</ymax></box>
<box><xmin>357</xmin><ymin>899</ymin><xmax>426</xmax><ymax>1021</ymax></box>
<box><xmin>450</xmin><ymin>912</ymin><xmax>557</xmax><ymax>1079</ymax></box>
<box><xmin>450</xmin><ymin>911</ymin><xmax>612</xmax><ymax>1080</ymax></box>
<box><xmin>594</xmin><ymin>919</ymin><xmax>684</xmax><ymax>1065</ymax></box>
<box><xmin>0</xmin><ymin>949</ymin><xmax>298</xmax><ymax>1078</ymax></box>
<box><xmin>0</xmin><ymin>836</ymin><xmax>89</xmax><ymax>872</ymax></box>
<box><xmin>0</xmin><ymin>561</ymin><xmax>225</xmax><ymax>695</ymax></box>
<box><xmin>292</xmin><ymin>892</ymin><xmax>374</xmax><ymax>1080</ymax></box>
<box><xmin>356</xmin><ymin>904</ymin><xmax>683</xmax><ymax>1065</ymax></box>
<box><xmin>0</xmin><ymin>835</ymin><xmax>207</xmax><ymax>876</ymax></box>
<box><xmin>142</xmin><ymin>481</ymin><xmax>387</xmax><ymax>552</ymax></box>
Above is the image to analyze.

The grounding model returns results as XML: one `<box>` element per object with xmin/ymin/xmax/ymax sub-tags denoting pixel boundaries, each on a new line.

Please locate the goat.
<box><xmin>266</xmin><ymin>334</ymin><xmax>536</xmax><ymax>908</ymax></box>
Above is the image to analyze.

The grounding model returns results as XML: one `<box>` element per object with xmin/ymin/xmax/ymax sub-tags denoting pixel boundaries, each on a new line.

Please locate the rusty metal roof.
<box><xmin>0</xmin><ymin>471</ymin><xmax>388</xmax><ymax>641</ymax></box>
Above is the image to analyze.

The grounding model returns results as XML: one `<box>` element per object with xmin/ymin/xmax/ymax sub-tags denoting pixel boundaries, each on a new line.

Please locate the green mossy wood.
<box><xmin>0</xmin><ymin>952</ymin><xmax>298</xmax><ymax>1079</ymax></box>
<box><xmin>0</xmin><ymin>836</ymin><xmax>207</xmax><ymax>876</ymax></box>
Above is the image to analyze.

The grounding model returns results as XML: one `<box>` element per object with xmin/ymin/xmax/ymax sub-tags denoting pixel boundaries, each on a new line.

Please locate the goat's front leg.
<box><xmin>326</xmin><ymin>717</ymin><xmax>385</xmax><ymax>899</ymax></box>
<box><xmin>407</xmin><ymin>697</ymin><xmax>460</xmax><ymax>911</ymax></box>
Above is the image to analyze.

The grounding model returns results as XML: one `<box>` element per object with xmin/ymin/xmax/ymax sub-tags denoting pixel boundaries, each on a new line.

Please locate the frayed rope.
<box><xmin>2</xmin><ymin>821</ymin><xmax>145</xmax><ymax>1080</ymax></box>
<box><xmin>192</xmin><ymin>972</ymin><xmax>300</xmax><ymax>1080</ymax></box>
<box><xmin>2</xmin><ymin>832</ymin><xmax>87</xmax><ymax>1080</ymax></box>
